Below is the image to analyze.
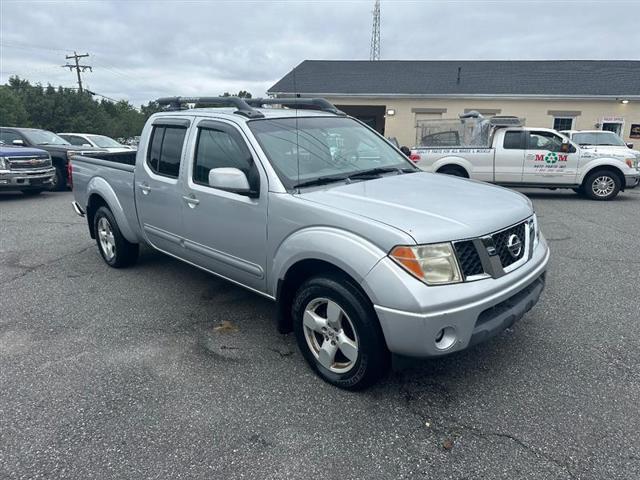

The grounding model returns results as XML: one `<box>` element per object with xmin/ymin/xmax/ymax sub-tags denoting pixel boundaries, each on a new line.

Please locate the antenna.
<box><xmin>369</xmin><ymin>0</ymin><xmax>381</xmax><ymax>61</ymax></box>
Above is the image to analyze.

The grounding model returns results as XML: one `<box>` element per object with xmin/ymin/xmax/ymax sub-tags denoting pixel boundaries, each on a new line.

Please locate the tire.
<box><xmin>438</xmin><ymin>166</ymin><xmax>467</xmax><ymax>177</ymax></box>
<box><xmin>583</xmin><ymin>170</ymin><xmax>621</xmax><ymax>201</ymax></box>
<box><xmin>572</xmin><ymin>186</ymin><xmax>584</xmax><ymax>195</ymax></box>
<box><xmin>292</xmin><ymin>274</ymin><xmax>390</xmax><ymax>390</ymax></box>
<box><xmin>21</xmin><ymin>189</ymin><xmax>43</xmax><ymax>196</ymax></box>
<box><xmin>93</xmin><ymin>206</ymin><xmax>139</xmax><ymax>268</ymax></box>
<box><xmin>49</xmin><ymin>165</ymin><xmax>66</xmax><ymax>191</ymax></box>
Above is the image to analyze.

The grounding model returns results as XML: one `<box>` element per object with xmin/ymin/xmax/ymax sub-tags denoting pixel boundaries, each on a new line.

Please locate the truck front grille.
<box><xmin>7</xmin><ymin>156</ymin><xmax>51</xmax><ymax>170</ymax></box>
<box><xmin>492</xmin><ymin>222</ymin><xmax>527</xmax><ymax>268</ymax></box>
<box><xmin>454</xmin><ymin>240</ymin><xmax>484</xmax><ymax>277</ymax></box>
<box><xmin>453</xmin><ymin>218</ymin><xmax>531</xmax><ymax>280</ymax></box>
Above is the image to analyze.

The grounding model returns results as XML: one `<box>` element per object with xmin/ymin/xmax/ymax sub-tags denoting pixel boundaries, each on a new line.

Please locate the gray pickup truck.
<box><xmin>71</xmin><ymin>97</ymin><xmax>549</xmax><ymax>389</ymax></box>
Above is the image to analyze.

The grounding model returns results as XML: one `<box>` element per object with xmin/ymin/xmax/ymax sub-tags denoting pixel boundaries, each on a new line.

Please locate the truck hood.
<box><xmin>0</xmin><ymin>145</ymin><xmax>49</xmax><ymax>157</ymax></box>
<box><xmin>298</xmin><ymin>172</ymin><xmax>533</xmax><ymax>244</ymax></box>
<box><xmin>582</xmin><ymin>145</ymin><xmax>640</xmax><ymax>157</ymax></box>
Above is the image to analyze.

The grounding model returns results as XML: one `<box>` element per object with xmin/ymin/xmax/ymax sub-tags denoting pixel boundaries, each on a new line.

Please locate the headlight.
<box><xmin>624</xmin><ymin>158</ymin><xmax>636</xmax><ymax>169</ymax></box>
<box><xmin>390</xmin><ymin>243</ymin><xmax>462</xmax><ymax>285</ymax></box>
<box><xmin>0</xmin><ymin>156</ymin><xmax>7</xmax><ymax>170</ymax></box>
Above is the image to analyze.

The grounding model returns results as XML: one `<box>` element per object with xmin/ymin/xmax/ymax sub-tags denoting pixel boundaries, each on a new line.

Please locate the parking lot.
<box><xmin>1</xmin><ymin>188</ymin><xmax>639</xmax><ymax>479</ymax></box>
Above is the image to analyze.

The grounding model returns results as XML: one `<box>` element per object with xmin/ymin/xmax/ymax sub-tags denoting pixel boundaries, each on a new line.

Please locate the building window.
<box><xmin>552</xmin><ymin>117</ymin><xmax>574</xmax><ymax>131</ymax></box>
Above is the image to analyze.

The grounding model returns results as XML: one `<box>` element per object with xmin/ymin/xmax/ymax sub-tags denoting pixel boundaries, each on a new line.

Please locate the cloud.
<box><xmin>1</xmin><ymin>0</ymin><xmax>638</xmax><ymax>107</ymax></box>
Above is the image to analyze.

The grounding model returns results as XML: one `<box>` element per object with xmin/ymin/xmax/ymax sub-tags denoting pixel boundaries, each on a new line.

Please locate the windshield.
<box><xmin>87</xmin><ymin>134</ymin><xmax>122</xmax><ymax>148</ymax></box>
<box><xmin>248</xmin><ymin>116</ymin><xmax>414</xmax><ymax>189</ymax></box>
<box><xmin>572</xmin><ymin>132</ymin><xmax>626</xmax><ymax>147</ymax></box>
<box><xmin>23</xmin><ymin>130</ymin><xmax>70</xmax><ymax>146</ymax></box>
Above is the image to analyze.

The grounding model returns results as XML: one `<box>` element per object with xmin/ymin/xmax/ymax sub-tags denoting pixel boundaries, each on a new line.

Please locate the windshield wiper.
<box><xmin>292</xmin><ymin>174</ymin><xmax>349</xmax><ymax>190</ymax></box>
<box><xmin>347</xmin><ymin>166</ymin><xmax>415</xmax><ymax>180</ymax></box>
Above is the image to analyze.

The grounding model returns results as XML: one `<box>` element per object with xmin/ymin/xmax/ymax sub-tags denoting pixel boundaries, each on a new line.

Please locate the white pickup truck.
<box><xmin>411</xmin><ymin>116</ymin><xmax>640</xmax><ymax>200</ymax></box>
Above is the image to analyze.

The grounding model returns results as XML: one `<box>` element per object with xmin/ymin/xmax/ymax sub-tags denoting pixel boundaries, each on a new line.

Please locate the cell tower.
<box><xmin>370</xmin><ymin>0</ymin><xmax>381</xmax><ymax>61</ymax></box>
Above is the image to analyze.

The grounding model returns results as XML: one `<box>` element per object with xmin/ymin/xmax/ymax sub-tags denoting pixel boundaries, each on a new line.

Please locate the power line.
<box><xmin>63</xmin><ymin>51</ymin><xmax>92</xmax><ymax>93</ymax></box>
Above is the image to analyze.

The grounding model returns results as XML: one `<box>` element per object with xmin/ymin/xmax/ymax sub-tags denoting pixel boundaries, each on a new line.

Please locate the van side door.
<box><xmin>134</xmin><ymin>118</ymin><xmax>190</xmax><ymax>256</ymax></box>
<box><xmin>493</xmin><ymin>130</ymin><xmax>525</xmax><ymax>183</ymax></box>
<box><xmin>523</xmin><ymin>130</ymin><xmax>580</xmax><ymax>184</ymax></box>
<box><xmin>180</xmin><ymin>119</ymin><xmax>268</xmax><ymax>293</ymax></box>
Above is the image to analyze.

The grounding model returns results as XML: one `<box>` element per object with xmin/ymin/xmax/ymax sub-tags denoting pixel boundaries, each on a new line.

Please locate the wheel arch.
<box><xmin>580</xmin><ymin>163</ymin><xmax>626</xmax><ymax>191</ymax></box>
<box><xmin>85</xmin><ymin>177</ymin><xmax>139</xmax><ymax>243</ymax></box>
<box><xmin>432</xmin><ymin>156</ymin><xmax>472</xmax><ymax>177</ymax></box>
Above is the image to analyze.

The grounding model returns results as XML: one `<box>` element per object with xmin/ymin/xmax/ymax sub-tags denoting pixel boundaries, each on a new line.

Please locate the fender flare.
<box><xmin>431</xmin><ymin>156</ymin><xmax>473</xmax><ymax>176</ymax></box>
<box><xmin>86</xmin><ymin>176</ymin><xmax>139</xmax><ymax>243</ymax></box>
<box><xmin>578</xmin><ymin>158</ymin><xmax>628</xmax><ymax>185</ymax></box>
<box><xmin>269</xmin><ymin>226</ymin><xmax>387</xmax><ymax>297</ymax></box>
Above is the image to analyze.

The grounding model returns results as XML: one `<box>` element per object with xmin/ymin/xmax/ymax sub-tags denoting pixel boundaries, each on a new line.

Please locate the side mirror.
<box><xmin>208</xmin><ymin>167</ymin><xmax>256</xmax><ymax>196</ymax></box>
<box><xmin>627</xmin><ymin>143</ymin><xmax>634</xmax><ymax>149</ymax></box>
<box><xmin>12</xmin><ymin>139</ymin><xmax>24</xmax><ymax>146</ymax></box>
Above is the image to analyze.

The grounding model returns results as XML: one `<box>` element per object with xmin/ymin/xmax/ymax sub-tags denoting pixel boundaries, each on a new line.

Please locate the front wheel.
<box><xmin>49</xmin><ymin>165</ymin><xmax>66</xmax><ymax>191</ymax></box>
<box><xmin>292</xmin><ymin>274</ymin><xmax>390</xmax><ymax>390</ymax></box>
<box><xmin>583</xmin><ymin>170</ymin><xmax>621</xmax><ymax>201</ymax></box>
<box><xmin>93</xmin><ymin>206</ymin><xmax>139</xmax><ymax>268</ymax></box>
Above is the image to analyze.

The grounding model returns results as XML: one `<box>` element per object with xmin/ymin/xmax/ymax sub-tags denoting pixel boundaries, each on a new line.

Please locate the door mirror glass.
<box><xmin>208</xmin><ymin>167</ymin><xmax>253</xmax><ymax>195</ymax></box>
<box><xmin>627</xmin><ymin>143</ymin><xmax>634</xmax><ymax>149</ymax></box>
<box><xmin>400</xmin><ymin>146</ymin><xmax>411</xmax><ymax>156</ymax></box>
<box><xmin>12</xmin><ymin>139</ymin><xmax>24</xmax><ymax>146</ymax></box>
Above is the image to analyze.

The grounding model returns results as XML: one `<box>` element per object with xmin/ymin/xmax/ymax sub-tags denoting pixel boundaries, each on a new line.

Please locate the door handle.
<box><xmin>182</xmin><ymin>194</ymin><xmax>200</xmax><ymax>207</ymax></box>
<box><xmin>139</xmin><ymin>183</ymin><xmax>151</xmax><ymax>194</ymax></box>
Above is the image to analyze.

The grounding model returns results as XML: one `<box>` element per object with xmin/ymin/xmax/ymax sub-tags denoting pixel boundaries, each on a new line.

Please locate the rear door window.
<box><xmin>146</xmin><ymin>126</ymin><xmax>187</xmax><ymax>178</ymax></box>
<box><xmin>503</xmin><ymin>131</ymin><xmax>524</xmax><ymax>150</ymax></box>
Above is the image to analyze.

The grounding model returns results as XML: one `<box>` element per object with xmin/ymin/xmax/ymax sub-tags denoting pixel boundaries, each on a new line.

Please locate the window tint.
<box><xmin>503</xmin><ymin>131</ymin><xmax>523</xmax><ymax>149</ymax></box>
<box><xmin>527</xmin><ymin>131</ymin><xmax>565</xmax><ymax>152</ymax></box>
<box><xmin>194</xmin><ymin>126</ymin><xmax>257</xmax><ymax>190</ymax></box>
<box><xmin>0</xmin><ymin>130</ymin><xmax>23</xmax><ymax>144</ymax></box>
<box><xmin>65</xmin><ymin>135</ymin><xmax>88</xmax><ymax>146</ymax></box>
<box><xmin>146</xmin><ymin>126</ymin><xmax>186</xmax><ymax>178</ymax></box>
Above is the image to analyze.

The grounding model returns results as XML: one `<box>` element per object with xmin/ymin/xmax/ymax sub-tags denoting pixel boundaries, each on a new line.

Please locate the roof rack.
<box><xmin>154</xmin><ymin>96</ymin><xmax>345</xmax><ymax>119</ymax></box>
<box><xmin>155</xmin><ymin>96</ymin><xmax>264</xmax><ymax>118</ymax></box>
<box><xmin>245</xmin><ymin>98</ymin><xmax>345</xmax><ymax>116</ymax></box>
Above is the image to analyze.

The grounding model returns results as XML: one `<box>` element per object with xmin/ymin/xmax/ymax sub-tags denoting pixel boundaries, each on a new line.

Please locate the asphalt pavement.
<box><xmin>1</xmin><ymin>188</ymin><xmax>639</xmax><ymax>479</ymax></box>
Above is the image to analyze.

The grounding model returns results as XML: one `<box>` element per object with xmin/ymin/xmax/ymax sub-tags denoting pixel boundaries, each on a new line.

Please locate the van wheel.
<box><xmin>292</xmin><ymin>274</ymin><xmax>390</xmax><ymax>390</ymax></box>
<box><xmin>93</xmin><ymin>206</ymin><xmax>139</xmax><ymax>268</ymax></box>
<box><xmin>438</xmin><ymin>166</ymin><xmax>467</xmax><ymax>177</ymax></box>
<box><xmin>583</xmin><ymin>170</ymin><xmax>621</xmax><ymax>201</ymax></box>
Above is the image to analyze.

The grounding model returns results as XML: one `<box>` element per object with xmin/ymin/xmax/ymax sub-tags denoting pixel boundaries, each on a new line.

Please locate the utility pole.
<box><xmin>63</xmin><ymin>52</ymin><xmax>92</xmax><ymax>93</ymax></box>
<box><xmin>369</xmin><ymin>0</ymin><xmax>381</xmax><ymax>61</ymax></box>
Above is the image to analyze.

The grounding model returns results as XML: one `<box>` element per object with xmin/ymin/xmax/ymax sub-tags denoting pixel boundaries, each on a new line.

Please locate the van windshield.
<box><xmin>248</xmin><ymin>116</ymin><xmax>414</xmax><ymax>189</ymax></box>
<box><xmin>572</xmin><ymin>132</ymin><xmax>626</xmax><ymax>147</ymax></box>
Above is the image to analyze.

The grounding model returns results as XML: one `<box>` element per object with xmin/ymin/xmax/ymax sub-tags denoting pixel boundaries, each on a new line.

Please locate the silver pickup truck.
<box><xmin>71</xmin><ymin>97</ymin><xmax>549</xmax><ymax>389</ymax></box>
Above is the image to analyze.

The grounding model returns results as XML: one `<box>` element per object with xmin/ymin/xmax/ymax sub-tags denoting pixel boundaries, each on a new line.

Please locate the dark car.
<box><xmin>0</xmin><ymin>127</ymin><xmax>105</xmax><ymax>190</ymax></box>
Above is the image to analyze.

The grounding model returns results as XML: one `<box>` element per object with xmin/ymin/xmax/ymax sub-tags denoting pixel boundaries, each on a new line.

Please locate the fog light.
<box><xmin>434</xmin><ymin>327</ymin><xmax>457</xmax><ymax>350</ymax></box>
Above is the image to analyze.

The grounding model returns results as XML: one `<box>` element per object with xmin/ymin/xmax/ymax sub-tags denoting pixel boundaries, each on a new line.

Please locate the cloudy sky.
<box><xmin>1</xmin><ymin>0</ymin><xmax>638</xmax><ymax>107</ymax></box>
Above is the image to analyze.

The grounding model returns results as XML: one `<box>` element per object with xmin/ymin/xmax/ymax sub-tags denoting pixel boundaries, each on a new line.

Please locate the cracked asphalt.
<box><xmin>1</xmin><ymin>188</ymin><xmax>639</xmax><ymax>479</ymax></box>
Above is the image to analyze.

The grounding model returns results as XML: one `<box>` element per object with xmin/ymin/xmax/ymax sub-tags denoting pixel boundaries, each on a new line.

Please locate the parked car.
<box><xmin>411</xmin><ymin>116</ymin><xmax>640</xmax><ymax>200</ymax></box>
<box><xmin>0</xmin><ymin>143</ymin><xmax>55</xmax><ymax>194</ymax></box>
<box><xmin>70</xmin><ymin>97</ymin><xmax>549</xmax><ymax>389</ymax></box>
<box><xmin>559</xmin><ymin>129</ymin><xmax>640</xmax><ymax>161</ymax></box>
<box><xmin>0</xmin><ymin>127</ymin><xmax>105</xmax><ymax>190</ymax></box>
<box><xmin>58</xmin><ymin>133</ymin><xmax>136</xmax><ymax>153</ymax></box>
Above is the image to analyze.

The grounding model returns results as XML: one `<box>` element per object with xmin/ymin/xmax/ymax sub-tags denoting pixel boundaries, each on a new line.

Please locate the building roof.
<box><xmin>268</xmin><ymin>60</ymin><xmax>640</xmax><ymax>98</ymax></box>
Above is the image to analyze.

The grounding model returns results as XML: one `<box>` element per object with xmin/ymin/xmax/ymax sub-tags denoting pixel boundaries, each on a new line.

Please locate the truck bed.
<box><xmin>71</xmin><ymin>153</ymin><xmax>142</xmax><ymax>242</ymax></box>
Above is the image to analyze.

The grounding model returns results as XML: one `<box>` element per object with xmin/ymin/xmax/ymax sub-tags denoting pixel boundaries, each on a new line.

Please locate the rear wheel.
<box><xmin>292</xmin><ymin>274</ymin><xmax>390</xmax><ymax>390</ymax></box>
<box><xmin>50</xmin><ymin>165</ymin><xmax>66</xmax><ymax>191</ymax></box>
<box><xmin>438</xmin><ymin>165</ymin><xmax>467</xmax><ymax>178</ymax></box>
<box><xmin>583</xmin><ymin>170</ymin><xmax>621</xmax><ymax>201</ymax></box>
<box><xmin>93</xmin><ymin>206</ymin><xmax>139</xmax><ymax>268</ymax></box>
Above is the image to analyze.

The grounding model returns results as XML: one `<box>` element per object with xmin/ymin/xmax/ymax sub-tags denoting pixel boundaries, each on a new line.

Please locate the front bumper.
<box><xmin>362</xmin><ymin>236</ymin><xmax>550</xmax><ymax>357</ymax></box>
<box><xmin>624</xmin><ymin>172</ymin><xmax>640</xmax><ymax>189</ymax></box>
<box><xmin>0</xmin><ymin>168</ymin><xmax>56</xmax><ymax>189</ymax></box>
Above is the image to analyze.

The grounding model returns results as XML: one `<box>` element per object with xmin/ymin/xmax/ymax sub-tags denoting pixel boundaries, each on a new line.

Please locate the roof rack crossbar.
<box><xmin>245</xmin><ymin>98</ymin><xmax>346</xmax><ymax>116</ymax></box>
<box><xmin>155</xmin><ymin>96</ymin><xmax>265</xmax><ymax>118</ymax></box>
